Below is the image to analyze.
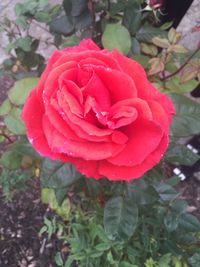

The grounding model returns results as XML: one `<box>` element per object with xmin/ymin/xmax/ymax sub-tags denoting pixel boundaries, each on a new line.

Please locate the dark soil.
<box><xmin>0</xmin><ymin>178</ymin><xmax>62</xmax><ymax>267</ymax></box>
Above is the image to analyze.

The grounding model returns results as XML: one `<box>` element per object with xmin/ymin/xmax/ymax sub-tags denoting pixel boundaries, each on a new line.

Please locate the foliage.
<box><xmin>0</xmin><ymin>0</ymin><xmax>200</xmax><ymax>266</ymax></box>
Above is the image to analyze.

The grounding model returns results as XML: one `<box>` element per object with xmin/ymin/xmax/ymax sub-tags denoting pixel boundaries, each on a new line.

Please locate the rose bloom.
<box><xmin>149</xmin><ymin>0</ymin><xmax>164</xmax><ymax>9</ymax></box>
<box><xmin>21</xmin><ymin>39</ymin><xmax>175</xmax><ymax>181</ymax></box>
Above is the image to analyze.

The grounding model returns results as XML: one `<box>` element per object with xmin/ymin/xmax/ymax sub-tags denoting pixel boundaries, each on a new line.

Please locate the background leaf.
<box><xmin>4</xmin><ymin>107</ymin><xmax>25</xmax><ymax>135</ymax></box>
<box><xmin>102</xmin><ymin>24</ymin><xmax>131</xmax><ymax>55</ymax></box>
<box><xmin>8</xmin><ymin>77</ymin><xmax>39</xmax><ymax>105</ymax></box>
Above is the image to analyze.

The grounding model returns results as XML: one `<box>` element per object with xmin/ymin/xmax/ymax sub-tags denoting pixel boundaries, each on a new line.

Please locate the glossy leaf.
<box><xmin>104</xmin><ymin>196</ymin><xmax>138</xmax><ymax>240</ymax></box>
<box><xmin>102</xmin><ymin>24</ymin><xmax>131</xmax><ymax>55</ymax></box>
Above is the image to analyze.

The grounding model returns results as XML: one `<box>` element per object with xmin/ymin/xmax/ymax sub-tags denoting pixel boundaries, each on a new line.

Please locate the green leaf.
<box><xmin>122</xmin><ymin>1</ymin><xmax>141</xmax><ymax>35</ymax></box>
<box><xmin>71</xmin><ymin>0</ymin><xmax>88</xmax><ymax>16</ymax></box>
<box><xmin>8</xmin><ymin>77</ymin><xmax>39</xmax><ymax>105</ymax></box>
<box><xmin>164</xmin><ymin>144</ymin><xmax>200</xmax><ymax>166</ymax></box>
<box><xmin>170</xmin><ymin>94</ymin><xmax>200</xmax><ymax>136</ymax></box>
<box><xmin>61</xmin><ymin>35</ymin><xmax>80</xmax><ymax>48</ymax></box>
<box><xmin>16</xmin><ymin>16</ymin><xmax>28</xmax><ymax>30</ymax></box>
<box><xmin>8</xmin><ymin>140</ymin><xmax>41</xmax><ymax>159</ymax></box>
<box><xmin>35</xmin><ymin>11</ymin><xmax>51</xmax><ymax>23</ymax></box>
<box><xmin>102</xmin><ymin>24</ymin><xmax>131</xmax><ymax>55</ymax></box>
<box><xmin>0</xmin><ymin>99</ymin><xmax>11</xmax><ymax>116</ymax></box>
<box><xmin>16</xmin><ymin>37</ymin><xmax>32</xmax><ymax>52</ymax></box>
<box><xmin>188</xmin><ymin>253</ymin><xmax>200</xmax><ymax>267</ymax></box>
<box><xmin>95</xmin><ymin>243</ymin><xmax>111</xmax><ymax>252</ymax></box>
<box><xmin>42</xmin><ymin>188</ymin><xmax>70</xmax><ymax>219</ymax></box>
<box><xmin>104</xmin><ymin>196</ymin><xmax>138</xmax><ymax>240</ymax></box>
<box><xmin>54</xmin><ymin>252</ymin><xmax>64</xmax><ymax>266</ymax></box>
<box><xmin>15</xmin><ymin>3</ymin><xmax>24</xmax><ymax>16</ymax></box>
<box><xmin>166</xmin><ymin>76</ymin><xmax>198</xmax><ymax>94</ymax></box>
<box><xmin>158</xmin><ymin>253</ymin><xmax>172</xmax><ymax>267</ymax></box>
<box><xmin>164</xmin><ymin>211</ymin><xmax>179</xmax><ymax>232</ymax></box>
<box><xmin>179</xmin><ymin>213</ymin><xmax>200</xmax><ymax>232</ymax></box>
<box><xmin>73</xmin><ymin>10</ymin><xmax>92</xmax><ymax>30</ymax></box>
<box><xmin>4</xmin><ymin>107</ymin><xmax>25</xmax><ymax>135</ymax></box>
<box><xmin>127</xmin><ymin>179</ymin><xmax>159</xmax><ymax>205</ymax></box>
<box><xmin>119</xmin><ymin>262</ymin><xmax>138</xmax><ymax>267</ymax></box>
<box><xmin>54</xmin><ymin>187</ymin><xmax>67</xmax><ymax>206</ymax></box>
<box><xmin>154</xmin><ymin>182</ymin><xmax>177</xmax><ymax>202</ymax></box>
<box><xmin>136</xmin><ymin>24</ymin><xmax>167</xmax><ymax>43</ymax></box>
<box><xmin>41</xmin><ymin>159</ymin><xmax>81</xmax><ymax>189</ymax></box>
<box><xmin>55</xmin><ymin>197</ymin><xmax>71</xmax><ymax>219</ymax></box>
<box><xmin>166</xmin><ymin>176</ymin><xmax>181</xmax><ymax>186</ymax></box>
<box><xmin>152</xmin><ymin>37</ymin><xmax>170</xmax><ymax>48</ymax></box>
<box><xmin>0</xmin><ymin>150</ymin><xmax>22</xmax><ymax>170</ymax></box>
<box><xmin>62</xmin><ymin>0</ymin><xmax>72</xmax><ymax>16</ymax></box>
<box><xmin>50</xmin><ymin>16</ymin><xmax>74</xmax><ymax>36</ymax></box>
<box><xmin>132</xmin><ymin>54</ymin><xmax>149</xmax><ymax>68</ymax></box>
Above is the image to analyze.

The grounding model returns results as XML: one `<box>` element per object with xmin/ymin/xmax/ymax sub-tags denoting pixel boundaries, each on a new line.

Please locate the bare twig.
<box><xmin>161</xmin><ymin>47</ymin><xmax>200</xmax><ymax>81</ymax></box>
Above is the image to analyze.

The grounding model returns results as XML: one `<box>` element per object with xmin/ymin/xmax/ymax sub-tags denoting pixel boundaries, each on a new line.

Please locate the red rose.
<box><xmin>149</xmin><ymin>0</ymin><xmax>164</xmax><ymax>9</ymax></box>
<box><xmin>21</xmin><ymin>39</ymin><xmax>175</xmax><ymax>181</ymax></box>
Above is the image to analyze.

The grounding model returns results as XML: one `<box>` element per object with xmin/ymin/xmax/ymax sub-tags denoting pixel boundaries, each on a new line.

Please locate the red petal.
<box><xmin>83</xmin><ymin>71</ymin><xmax>111</xmax><ymax>109</ymax></box>
<box><xmin>99</xmin><ymin>135</ymin><xmax>168</xmax><ymax>181</ymax></box>
<box><xmin>43</xmin><ymin>115</ymin><xmax>125</xmax><ymax>160</ymax></box>
<box><xmin>94</xmin><ymin>67</ymin><xmax>137</xmax><ymax>103</ymax></box>
<box><xmin>110</xmin><ymin>98</ymin><xmax>152</xmax><ymax>120</ymax></box>
<box><xmin>43</xmin><ymin>62</ymin><xmax>77</xmax><ymax>101</ymax></box>
<box><xmin>147</xmin><ymin>100</ymin><xmax>169</xmax><ymax>132</ymax></box>
<box><xmin>36</xmin><ymin>50</ymin><xmax>63</xmax><ymax>99</ymax></box>
<box><xmin>21</xmin><ymin>90</ymin><xmax>63</xmax><ymax>159</ymax></box>
<box><xmin>107</xmin><ymin>119</ymin><xmax>163</xmax><ymax>166</ymax></box>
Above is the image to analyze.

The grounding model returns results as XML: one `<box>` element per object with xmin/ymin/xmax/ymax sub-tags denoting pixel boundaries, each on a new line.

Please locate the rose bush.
<box><xmin>21</xmin><ymin>39</ymin><xmax>175</xmax><ymax>181</ymax></box>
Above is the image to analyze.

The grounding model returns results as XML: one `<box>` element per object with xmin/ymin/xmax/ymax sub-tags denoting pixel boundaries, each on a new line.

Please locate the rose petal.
<box><xmin>99</xmin><ymin>135</ymin><xmax>168</xmax><ymax>181</ymax></box>
<box><xmin>43</xmin><ymin>62</ymin><xmax>77</xmax><ymax>101</ymax></box>
<box><xmin>107</xmin><ymin>119</ymin><xmax>163</xmax><ymax>166</ymax></box>
<box><xmin>21</xmin><ymin>90</ymin><xmax>63</xmax><ymax>159</ymax></box>
<box><xmin>43</xmin><ymin>115</ymin><xmax>125</xmax><ymax>160</ymax></box>
<box><xmin>94</xmin><ymin>67</ymin><xmax>137</xmax><ymax>102</ymax></box>
<box><xmin>147</xmin><ymin>100</ymin><xmax>169</xmax><ymax>132</ymax></box>
<box><xmin>82</xmin><ymin>71</ymin><xmax>111</xmax><ymax>109</ymax></box>
<box><xmin>36</xmin><ymin>50</ymin><xmax>63</xmax><ymax>99</ymax></box>
<box><xmin>110</xmin><ymin>98</ymin><xmax>152</xmax><ymax>120</ymax></box>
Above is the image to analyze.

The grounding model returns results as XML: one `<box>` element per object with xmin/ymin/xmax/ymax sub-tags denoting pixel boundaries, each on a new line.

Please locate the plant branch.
<box><xmin>161</xmin><ymin>47</ymin><xmax>200</xmax><ymax>81</ymax></box>
<box><xmin>0</xmin><ymin>132</ymin><xmax>13</xmax><ymax>143</ymax></box>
